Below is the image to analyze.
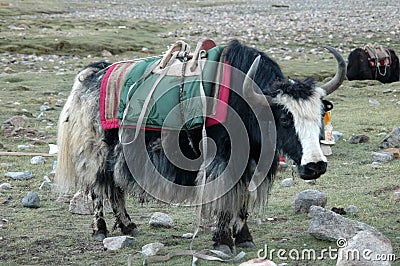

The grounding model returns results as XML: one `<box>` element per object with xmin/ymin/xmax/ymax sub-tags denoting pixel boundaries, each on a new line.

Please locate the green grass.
<box><xmin>0</xmin><ymin>0</ymin><xmax>399</xmax><ymax>265</ymax></box>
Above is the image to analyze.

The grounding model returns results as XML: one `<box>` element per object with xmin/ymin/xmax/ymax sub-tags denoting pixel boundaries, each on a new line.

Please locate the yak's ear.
<box><xmin>322</xmin><ymin>100</ymin><xmax>333</xmax><ymax>112</ymax></box>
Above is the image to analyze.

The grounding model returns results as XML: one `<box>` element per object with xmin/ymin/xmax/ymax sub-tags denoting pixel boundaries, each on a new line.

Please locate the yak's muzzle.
<box><xmin>298</xmin><ymin>161</ymin><xmax>327</xmax><ymax>180</ymax></box>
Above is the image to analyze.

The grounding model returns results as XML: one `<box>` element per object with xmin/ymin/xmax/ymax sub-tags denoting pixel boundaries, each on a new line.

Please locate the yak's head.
<box><xmin>243</xmin><ymin>47</ymin><xmax>346</xmax><ymax>180</ymax></box>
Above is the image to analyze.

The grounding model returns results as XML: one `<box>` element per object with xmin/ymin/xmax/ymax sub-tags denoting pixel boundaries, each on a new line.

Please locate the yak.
<box><xmin>347</xmin><ymin>46</ymin><xmax>399</xmax><ymax>83</ymax></box>
<box><xmin>55</xmin><ymin>40</ymin><xmax>346</xmax><ymax>253</ymax></box>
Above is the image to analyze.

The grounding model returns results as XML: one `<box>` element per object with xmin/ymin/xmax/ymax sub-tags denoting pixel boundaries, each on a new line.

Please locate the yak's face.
<box><xmin>241</xmin><ymin>46</ymin><xmax>346</xmax><ymax>180</ymax></box>
<box><xmin>271</xmin><ymin>81</ymin><xmax>332</xmax><ymax>180</ymax></box>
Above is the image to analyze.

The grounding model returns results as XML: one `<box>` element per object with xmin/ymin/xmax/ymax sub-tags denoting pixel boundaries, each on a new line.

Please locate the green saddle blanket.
<box><xmin>119</xmin><ymin>45</ymin><xmax>225</xmax><ymax>130</ymax></box>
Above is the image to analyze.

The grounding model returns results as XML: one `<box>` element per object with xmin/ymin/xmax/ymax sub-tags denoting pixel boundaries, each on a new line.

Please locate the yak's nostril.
<box><xmin>298</xmin><ymin>161</ymin><xmax>327</xmax><ymax>180</ymax></box>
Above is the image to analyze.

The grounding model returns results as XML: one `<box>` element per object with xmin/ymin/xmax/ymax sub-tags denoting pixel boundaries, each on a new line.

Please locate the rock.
<box><xmin>101</xmin><ymin>50</ymin><xmax>113</xmax><ymax>57</ymax></box>
<box><xmin>0</xmin><ymin>183</ymin><xmax>12</xmax><ymax>190</ymax></box>
<box><xmin>0</xmin><ymin>163</ymin><xmax>12</xmax><ymax>168</ymax></box>
<box><xmin>39</xmin><ymin>105</ymin><xmax>52</xmax><ymax>111</ymax></box>
<box><xmin>239</xmin><ymin>258</ymin><xmax>277</xmax><ymax>266</ymax></box>
<box><xmin>141</xmin><ymin>242</ymin><xmax>164</xmax><ymax>256</ymax></box>
<box><xmin>39</xmin><ymin>181</ymin><xmax>53</xmax><ymax>191</ymax></box>
<box><xmin>55</xmin><ymin>100</ymin><xmax>64</xmax><ymax>107</ymax></box>
<box><xmin>383</xmin><ymin>148</ymin><xmax>399</xmax><ymax>158</ymax></box>
<box><xmin>368</xmin><ymin>98</ymin><xmax>380</xmax><ymax>105</ymax></box>
<box><xmin>5</xmin><ymin>171</ymin><xmax>33</xmax><ymax>180</ymax></box>
<box><xmin>103</xmin><ymin>236</ymin><xmax>135</xmax><ymax>251</ymax></box>
<box><xmin>48</xmin><ymin>144</ymin><xmax>58</xmax><ymax>155</ymax></box>
<box><xmin>336</xmin><ymin>231</ymin><xmax>393</xmax><ymax>266</ymax></box>
<box><xmin>149</xmin><ymin>212</ymin><xmax>174</xmax><ymax>228</ymax></box>
<box><xmin>370</xmin><ymin>161</ymin><xmax>382</xmax><ymax>168</ymax></box>
<box><xmin>371</xmin><ymin>151</ymin><xmax>394</xmax><ymax>163</ymax></box>
<box><xmin>346</xmin><ymin>205</ymin><xmax>359</xmax><ymax>215</ymax></box>
<box><xmin>308</xmin><ymin>206</ymin><xmax>378</xmax><ymax>241</ymax></box>
<box><xmin>292</xmin><ymin>189</ymin><xmax>327</xmax><ymax>214</ymax></box>
<box><xmin>22</xmin><ymin>192</ymin><xmax>40</xmax><ymax>208</ymax></box>
<box><xmin>3</xmin><ymin>116</ymin><xmax>30</xmax><ymax>129</ymax></box>
<box><xmin>182</xmin><ymin>233</ymin><xmax>194</xmax><ymax>239</ymax></box>
<box><xmin>69</xmin><ymin>191</ymin><xmax>93</xmax><ymax>215</ymax></box>
<box><xmin>281</xmin><ymin>178</ymin><xmax>294</xmax><ymax>187</ymax></box>
<box><xmin>349</xmin><ymin>134</ymin><xmax>369</xmax><ymax>144</ymax></box>
<box><xmin>17</xmin><ymin>144</ymin><xmax>35</xmax><ymax>150</ymax></box>
<box><xmin>30</xmin><ymin>156</ymin><xmax>45</xmax><ymax>165</ymax></box>
<box><xmin>379</xmin><ymin>127</ymin><xmax>400</xmax><ymax>149</ymax></box>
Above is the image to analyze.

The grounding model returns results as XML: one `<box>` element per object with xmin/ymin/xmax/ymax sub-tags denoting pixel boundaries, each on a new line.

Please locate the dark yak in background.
<box><xmin>347</xmin><ymin>47</ymin><xmax>399</xmax><ymax>83</ymax></box>
<box><xmin>55</xmin><ymin>40</ymin><xmax>346</xmax><ymax>252</ymax></box>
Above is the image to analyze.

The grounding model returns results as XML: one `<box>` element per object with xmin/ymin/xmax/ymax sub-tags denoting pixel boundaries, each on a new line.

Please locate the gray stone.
<box><xmin>22</xmin><ymin>192</ymin><xmax>40</xmax><ymax>208</ymax></box>
<box><xmin>30</xmin><ymin>156</ymin><xmax>45</xmax><ymax>165</ymax></box>
<box><xmin>308</xmin><ymin>206</ymin><xmax>378</xmax><ymax>241</ymax></box>
<box><xmin>5</xmin><ymin>171</ymin><xmax>33</xmax><ymax>180</ymax></box>
<box><xmin>103</xmin><ymin>236</ymin><xmax>135</xmax><ymax>251</ymax></box>
<box><xmin>346</xmin><ymin>205</ymin><xmax>359</xmax><ymax>215</ymax></box>
<box><xmin>379</xmin><ymin>127</ymin><xmax>400</xmax><ymax>149</ymax></box>
<box><xmin>39</xmin><ymin>105</ymin><xmax>51</xmax><ymax>111</ymax></box>
<box><xmin>182</xmin><ymin>233</ymin><xmax>194</xmax><ymax>239</ymax></box>
<box><xmin>293</xmin><ymin>189</ymin><xmax>327</xmax><ymax>214</ymax></box>
<box><xmin>281</xmin><ymin>178</ymin><xmax>294</xmax><ymax>187</ymax></box>
<box><xmin>0</xmin><ymin>183</ymin><xmax>12</xmax><ymax>190</ymax></box>
<box><xmin>3</xmin><ymin>115</ymin><xmax>30</xmax><ymax>129</ymax></box>
<box><xmin>349</xmin><ymin>134</ymin><xmax>370</xmax><ymax>144</ymax></box>
<box><xmin>336</xmin><ymin>231</ymin><xmax>393</xmax><ymax>266</ymax></box>
<box><xmin>368</xmin><ymin>98</ymin><xmax>380</xmax><ymax>105</ymax></box>
<box><xmin>141</xmin><ymin>242</ymin><xmax>164</xmax><ymax>257</ymax></box>
<box><xmin>0</xmin><ymin>163</ymin><xmax>12</xmax><ymax>168</ymax></box>
<box><xmin>371</xmin><ymin>152</ymin><xmax>394</xmax><ymax>163</ymax></box>
<box><xmin>17</xmin><ymin>144</ymin><xmax>34</xmax><ymax>150</ymax></box>
<box><xmin>149</xmin><ymin>212</ymin><xmax>174</xmax><ymax>228</ymax></box>
<box><xmin>69</xmin><ymin>191</ymin><xmax>93</xmax><ymax>215</ymax></box>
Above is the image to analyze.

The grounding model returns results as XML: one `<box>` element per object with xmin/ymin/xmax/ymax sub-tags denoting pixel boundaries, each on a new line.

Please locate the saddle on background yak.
<box><xmin>100</xmin><ymin>39</ymin><xmax>231</xmax><ymax>131</ymax></box>
<box><xmin>364</xmin><ymin>43</ymin><xmax>392</xmax><ymax>68</ymax></box>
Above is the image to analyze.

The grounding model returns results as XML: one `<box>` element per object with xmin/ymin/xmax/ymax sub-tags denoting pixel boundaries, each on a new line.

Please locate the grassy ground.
<box><xmin>0</xmin><ymin>1</ymin><xmax>399</xmax><ymax>265</ymax></box>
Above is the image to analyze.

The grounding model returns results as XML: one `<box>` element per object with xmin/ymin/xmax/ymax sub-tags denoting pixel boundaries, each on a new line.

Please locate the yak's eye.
<box><xmin>280</xmin><ymin>112</ymin><xmax>292</xmax><ymax>127</ymax></box>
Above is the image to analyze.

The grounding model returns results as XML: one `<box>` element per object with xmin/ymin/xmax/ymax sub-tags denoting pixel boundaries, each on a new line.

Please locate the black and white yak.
<box><xmin>55</xmin><ymin>40</ymin><xmax>346</xmax><ymax>252</ymax></box>
<box><xmin>347</xmin><ymin>47</ymin><xmax>399</xmax><ymax>83</ymax></box>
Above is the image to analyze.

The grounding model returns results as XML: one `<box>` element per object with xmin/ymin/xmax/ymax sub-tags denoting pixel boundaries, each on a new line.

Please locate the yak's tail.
<box><xmin>55</xmin><ymin>66</ymin><xmax>108</xmax><ymax>195</ymax></box>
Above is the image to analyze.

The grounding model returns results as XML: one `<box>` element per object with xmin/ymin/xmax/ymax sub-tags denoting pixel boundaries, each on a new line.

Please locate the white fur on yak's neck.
<box><xmin>273</xmin><ymin>87</ymin><xmax>327</xmax><ymax>166</ymax></box>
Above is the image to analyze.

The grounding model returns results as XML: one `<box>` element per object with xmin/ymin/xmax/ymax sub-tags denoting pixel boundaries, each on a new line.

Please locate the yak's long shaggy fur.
<box><xmin>56</xmin><ymin>40</ymin><xmax>333</xmax><ymax>249</ymax></box>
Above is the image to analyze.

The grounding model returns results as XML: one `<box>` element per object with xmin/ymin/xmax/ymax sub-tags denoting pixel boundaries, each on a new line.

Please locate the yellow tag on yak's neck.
<box><xmin>323</xmin><ymin>111</ymin><xmax>331</xmax><ymax>126</ymax></box>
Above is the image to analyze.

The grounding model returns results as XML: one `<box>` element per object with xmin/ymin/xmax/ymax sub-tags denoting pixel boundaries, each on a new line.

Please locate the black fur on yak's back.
<box><xmin>226</xmin><ymin>40</ymin><xmax>285</xmax><ymax>93</ymax></box>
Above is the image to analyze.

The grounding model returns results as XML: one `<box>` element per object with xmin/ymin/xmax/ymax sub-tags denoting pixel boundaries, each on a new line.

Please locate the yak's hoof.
<box><xmin>120</xmin><ymin>222</ymin><xmax>139</xmax><ymax>236</ymax></box>
<box><xmin>236</xmin><ymin>241</ymin><xmax>256</xmax><ymax>249</ymax></box>
<box><xmin>93</xmin><ymin>232</ymin><xmax>107</xmax><ymax>242</ymax></box>
<box><xmin>214</xmin><ymin>244</ymin><xmax>235</xmax><ymax>255</ymax></box>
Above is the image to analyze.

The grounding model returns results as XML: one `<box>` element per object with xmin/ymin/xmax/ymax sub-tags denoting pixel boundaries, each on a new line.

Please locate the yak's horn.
<box><xmin>320</xmin><ymin>46</ymin><xmax>347</xmax><ymax>95</ymax></box>
<box><xmin>243</xmin><ymin>55</ymin><xmax>272</xmax><ymax>105</ymax></box>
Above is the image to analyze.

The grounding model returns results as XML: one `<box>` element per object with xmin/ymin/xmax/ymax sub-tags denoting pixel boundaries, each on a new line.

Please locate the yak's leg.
<box><xmin>91</xmin><ymin>192</ymin><xmax>108</xmax><ymax>241</ymax></box>
<box><xmin>110</xmin><ymin>186</ymin><xmax>138</xmax><ymax>235</ymax></box>
<box><xmin>233</xmin><ymin>208</ymin><xmax>255</xmax><ymax>248</ymax></box>
<box><xmin>213</xmin><ymin>212</ymin><xmax>235</xmax><ymax>254</ymax></box>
